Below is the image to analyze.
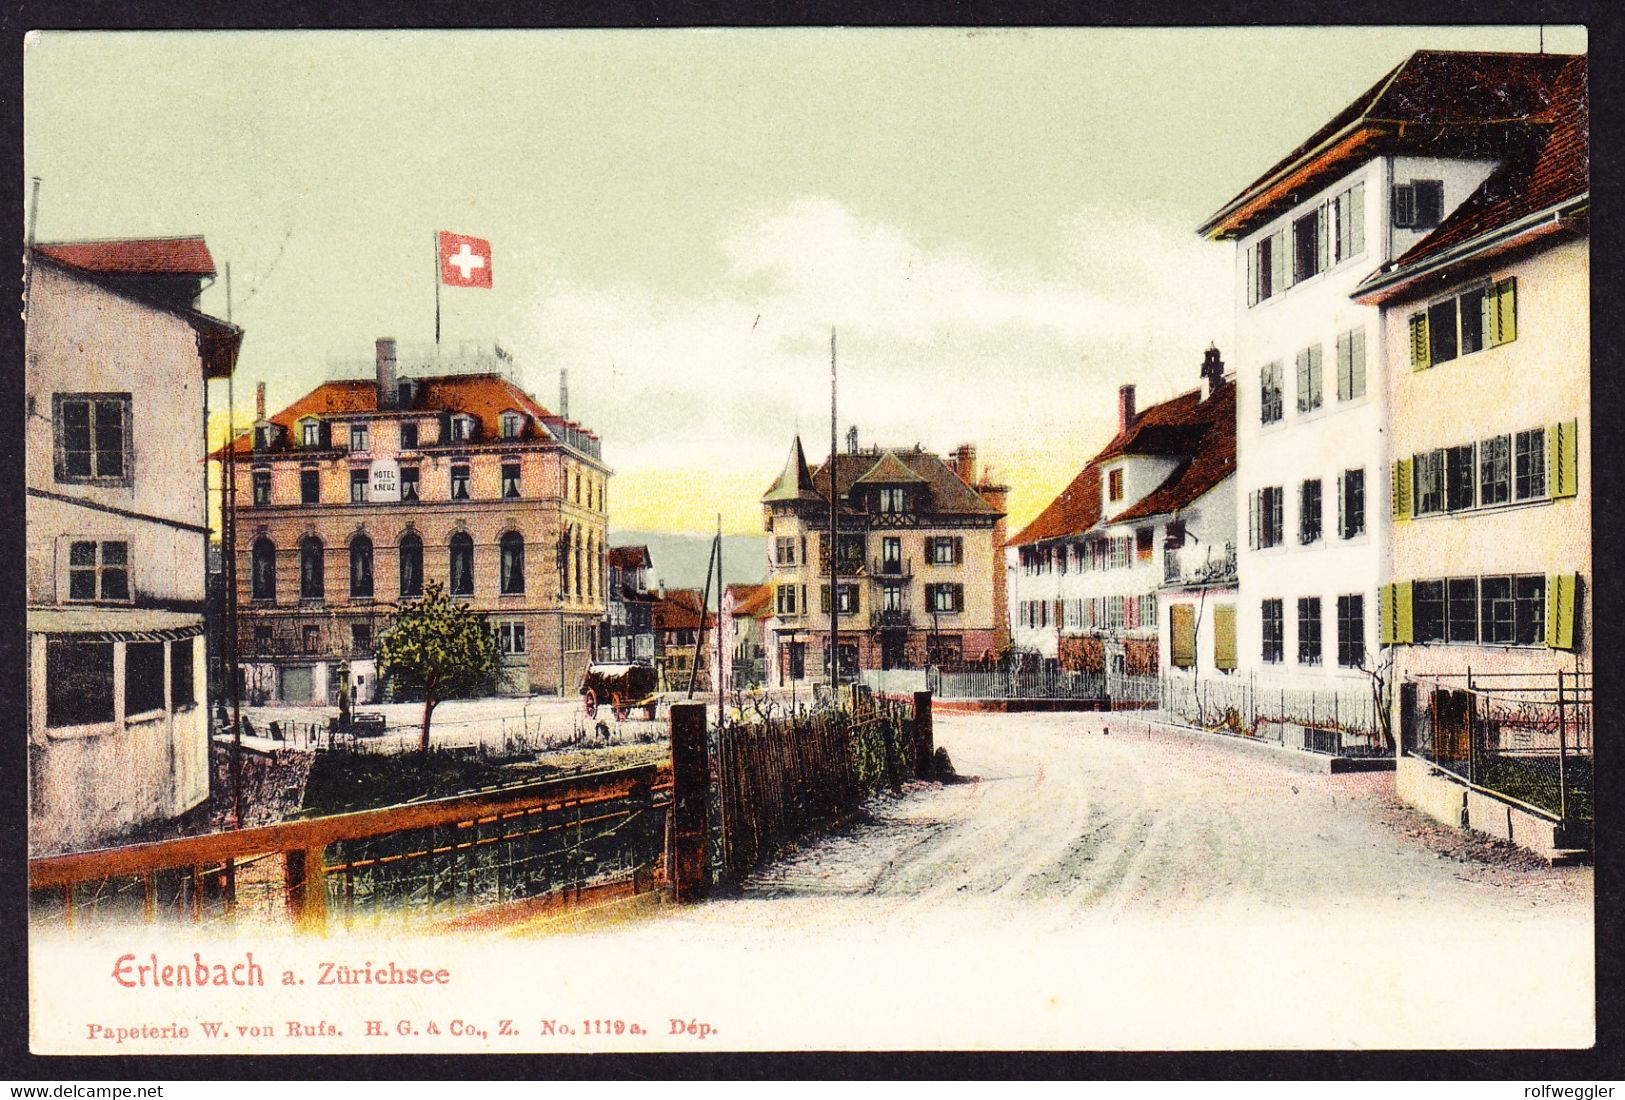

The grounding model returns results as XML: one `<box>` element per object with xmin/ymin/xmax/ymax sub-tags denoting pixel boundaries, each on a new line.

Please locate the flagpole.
<box><xmin>432</xmin><ymin>230</ymin><xmax>441</xmax><ymax>349</ymax></box>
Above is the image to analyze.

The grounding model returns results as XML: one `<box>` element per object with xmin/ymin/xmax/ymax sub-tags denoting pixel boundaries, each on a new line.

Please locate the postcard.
<box><xmin>21</xmin><ymin>25</ymin><xmax>1593</xmax><ymax>1055</ymax></box>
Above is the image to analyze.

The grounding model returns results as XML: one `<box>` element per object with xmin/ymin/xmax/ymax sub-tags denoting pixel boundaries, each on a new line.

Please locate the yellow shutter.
<box><xmin>1546</xmin><ymin>573</ymin><xmax>1577</xmax><ymax>650</ymax></box>
<box><xmin>1171</xmin><ymin>604</ymin><xmax>1196</xmax><ymax>669</ymax></box>
<box><xmin>1392</xmin><ymin>458</ymin><xmax>1413</xmax><ymax>522</ymax></box>
<box><xmin>1550</xmin><ymin>418</ymin><xmax>1579</xmax><ymax>499</ymax></box>
<box><xmin>1394</xmin><ymin>580</ymin><xmax>1414</xmax><ymax>644</ymax></box>
<box><xmin>1409</xmin><ymin>312</ymin><xmax>1430</xmax><ymax>370</ymax></box>
<box><xmin>1489</xmin><ymin>277</ymin><xmax>1518</xmax><ymax>346</ymax></box>
<box><xmin>1213</xmin><ymin>605</ymin><xmax>1237</xmax><ymax>671</ymax></box>
<box><xmin>1377</xmin><ymin>583</ymin><xmax>1393</xmax><ymax>646</ymax></box>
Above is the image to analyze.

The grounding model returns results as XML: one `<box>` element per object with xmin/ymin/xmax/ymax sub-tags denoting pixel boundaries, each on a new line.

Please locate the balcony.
<box><xmin>1163</xmin><ymin>541</ymin><xmax>1238</xmax><ymax>587</ymax></box>
<box><xmin>872</xmin><ymin>608</ymin><xmax>913</xmax><ymax>630</ymax></box>
<box><xmin>870</xmin><ymin>556</ymin><xmax>913</xmax><ymax>580</ymax></box>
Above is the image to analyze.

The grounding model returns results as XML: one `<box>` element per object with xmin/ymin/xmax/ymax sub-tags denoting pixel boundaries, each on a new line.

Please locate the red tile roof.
<box><xmin>1009</xmin><ymin>380</ymin><xmax>1235</xmax><ymax>546</ymax></box>
<box><xmin>653</xmin><ymin>588</ymin><xmax>715</xmax><ymax>631</ymax></box>
<box><xmin>726</xmin><ymin>583</ymin><xmax>772</xmax><ymax>618</ymax></box>
<box><xmin>34</xmin><ymin>236</ymin><xmax>216</xmax><ymax>276</ymax></box>
<box><xmin>224</xmin><ymin>373</ymin><xmax>565</xmax><ymax>456</ymax></box>
<box><xmin>1201</xmin><ymin>50</ymin><xmax>1577</xmax><ymax>240</ymax></box>
<box><xmin>608</xmin><ymin>545</ymin><xmax>652</xmax><ymax>570</ymax></box>
<box><xmin>1370</xmin><ymin>55</ymin><xmax>1587</xmax><ymax>280</ymax></box>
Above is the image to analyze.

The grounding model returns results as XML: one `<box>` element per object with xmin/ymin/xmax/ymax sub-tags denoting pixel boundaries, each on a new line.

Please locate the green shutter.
<box><xmin>1394</xmin><ymin>580</ymin><xmax>1414</xmax><ymax>644</ymax></box>
<box><xmin>1247</xmin><ymin>245</ymin><xmax>1257</xmax><ymax>305</ymax></box>
<box><xmin>1350</xmin><ymin>182</ymin><xmax>1365</xmax><ymax>254</ymax></box>
<box><xmin>1213</xmin><ymin>604</ymin><xmax>1237</xmax><ymax>671</ymax></box>
<box><xmin>1317</xmin><ymin>203</ymin><xmax>1331</xmax><ymax>271</ymax></box>
<box><xmin>1248</xmin><ymin>490</ymin><xmax>1258</xmax><ymax>549</ymax></box>
<box><xmin>1489</xmin><ymin>277</ymin><xmax>1518</xmax><ymax>346</ymax></box>
<box><xmin>1273</xmin><ymin>230</ymin><xmax>1288</xmax><ymax>292</ymax></box>
<box><xmin>1377</xmin><ymin>583</ymin><xmax>1393</xmax><ymax>646</ymax></box>
<box><xmin>1409</xmin><ymin>312</ymin><xmax>1430</xmax><ymax>370</ymax></box>
<box><xmin>1546</xmin><ymin>573</ymin><xmax>1577</xmax><ymax>650</ymax></box>
<box><xmin>1392</xmin><ymin>458</ymin><xmax>1413</xmax><ymax>522</ymax></box>
<box><xmin>1550</xmin><ymin>418</ymin><xmax>1579</xmax><ymax>498</ymax></box>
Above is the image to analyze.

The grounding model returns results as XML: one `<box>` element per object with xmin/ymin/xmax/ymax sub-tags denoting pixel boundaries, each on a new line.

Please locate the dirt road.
<box><xmin>735</xmin><ymin>711</ymin><xmax>1589</xmax><ymax>923</ymax></box>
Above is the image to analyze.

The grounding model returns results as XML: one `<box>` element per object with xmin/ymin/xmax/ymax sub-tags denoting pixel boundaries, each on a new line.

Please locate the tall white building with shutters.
<box><xmin>1196</xmin><ymin>49</ymin><xmax>1581</xmax><ymax>702</ymax></box>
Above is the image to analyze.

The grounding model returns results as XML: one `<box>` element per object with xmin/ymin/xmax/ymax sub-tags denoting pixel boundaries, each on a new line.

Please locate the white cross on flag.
<box><xmin>437</xmin><ymin>231</ymin><xmax>492</xmax><ymax>288</ymax></box>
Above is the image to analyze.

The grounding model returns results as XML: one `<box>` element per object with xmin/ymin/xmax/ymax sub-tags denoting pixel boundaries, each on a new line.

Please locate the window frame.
<box><xmin>1297</xmin><ymin>597</ymin><xmax>1322</xmax><ymax>665</ymax></box>
<box><xmin>1261</xmin><ymin>599</ymin><xmax>1284</xmax><ymax>664</ymax></box>
<box><xmin>66</xmin><ymin>539</ymin><xmax>131</xmax><ymax>603</ymax></box>
<box><xmin>1336</xmin><ymin>594</ymin><xmax>1365</xmax><ymax>668</ymax></box>
<box><xmin>53</xmin><ymin>393</ymin><xmax>133</xmax><ymax>486</ymax></box>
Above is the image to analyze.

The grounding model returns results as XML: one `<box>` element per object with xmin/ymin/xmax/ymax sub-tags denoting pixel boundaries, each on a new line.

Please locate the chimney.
<box><xmin>846</xmin><ymin>425</ymin><xmax>859</xmax><ymax>454</ymax></box>
<box><xmin>954</xmin><ymin>443</ymin><xmax>977</xmax><ymax>485</ymax></box>
<box><xmin>1201</xmin><ymin>344</ymin><xmax>1226</xmax><ymax>401</ymax></box>
<box><xmin>657</xmin><ymin>579</ymin><xmax>665</xmax><ymax>600</ymax></box>
<box><xmin>375</xmin><ymin>338</ymin><xmax>398</xmax><ymax>410</ymax></box>
<box><xmin>1118</xmin><ymin>384</ymin><xmax>1136</xmax><ymax>433</ymax></box>
<box><xmin>255</xmin><ymin>382</ymin><xmax>266</xmax><ymax>421</ymax></box>
<box><xmin>560</xmin><ymin>368</ymin><xmax>570</xmax><ymax>419</ymax></box>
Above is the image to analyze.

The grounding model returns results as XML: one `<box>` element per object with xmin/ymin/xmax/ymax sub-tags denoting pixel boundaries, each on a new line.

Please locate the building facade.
<box><xmin>761</xmin><ymin>437</ymin><xmax>1008</xmax><ymax>687</ymax></box>
<box><xmin>605</xmin><ymin>544</ymin><xmax>658</xmax><ymax>664</ymax></box>
<box><xmin>1197</xmin><ymin>49</ymin><xmax>1579</xmax><ymax>698</ymax></box>
<box><xmin>1352</xmin><ymin>55</ymin><xmax>1589</xmax><ymax>747</ymax></box>
<box><xmin>25</xmin><ymin>238</ymin><xmax>240</xmax><ymax>855</ymax></box>
<box><xmin>1008</xmin><ymin>352</ymin><xmax>1236</xmax><ymax>678</ymax></box>
<box><xmin>653</xmin><ymin>588</ymin><xmax>714</xmax><ymax>692</ymax></box>
<box><xmin>227</xmin><ymin>338</ymin><xmax>608</xmax><ymax>703</ymax></box>
<box><xmin>721</xmin><ymin>582</ymin><xmax>772</xmax><ymax>690</ymax></box>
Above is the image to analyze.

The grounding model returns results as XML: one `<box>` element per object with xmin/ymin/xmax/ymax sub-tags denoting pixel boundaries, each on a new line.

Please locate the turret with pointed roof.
<box><xmin>761</xmin><ymin>435</ymin><xmax>824</xmax><ymax>505</ymax></box>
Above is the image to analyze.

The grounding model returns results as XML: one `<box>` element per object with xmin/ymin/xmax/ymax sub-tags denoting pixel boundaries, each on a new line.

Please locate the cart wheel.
<box><xmin>583</xmin><ymin>689</ymin><xmax>598</xmax><ymax>719</ymax></box>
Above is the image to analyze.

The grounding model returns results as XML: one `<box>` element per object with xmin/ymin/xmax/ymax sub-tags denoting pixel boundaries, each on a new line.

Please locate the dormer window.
<box><xmin>396</xmin><ymin>380</ymin><xmax>416</xmax><ymax>407</ymax></box>
<box><xmin>400</xmin><ymin>422</ymin><xmax>419</xmax><ymax>449</ymax></box>
<box><xmin>1108</xmin><ymin>468</ymin><xmax>1124</xmax><ymax>503</ymax></box>
<box><xmin>1392</xmin><ymin>180</ymin><xmax>1444</xmax><ymax>230</ymax></box>
<box><xmin>299</xmin><ymin>418</ymin><xmax>321</xmax><ymax>448</ymax></box>
<box><xmin>501</xmin><ymin>411</ymin><xmax>524</xmax><ymax>439</ymax></box>
<box><xmin>878</xmin><ymin>488</ymin><xmax>906</xmax><ymax>514</ymax></box>
<box><xmin>451</xmin><ymin>414</ymin><xmax>477</xmax><ymax>443</ymax></box>
<box><xmin>253</xmin><ymin>424</ymin><xmax>273</xmax><ymax>452</ymax></box>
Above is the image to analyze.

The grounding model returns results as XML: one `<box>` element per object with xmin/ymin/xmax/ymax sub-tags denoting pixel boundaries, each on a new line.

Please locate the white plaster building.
<box><xmin>1197</xmin><ymin>49</ymin><xmax>1580</xmax><ymax>698</ymax></box>
<box><xmin>1008</xmin><ymin>351</ymin><xmax>1235</xmax><ymax>678</ymax></box>
<box><xmin>25</xmin><ymin>237</ymin><xmax>241</xmax><ymax>855</ymax></box>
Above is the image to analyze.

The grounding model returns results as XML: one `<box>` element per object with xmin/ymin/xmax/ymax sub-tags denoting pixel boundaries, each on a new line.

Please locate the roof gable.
<box><xmin>34</xmin><ymin>236</ymin><xmax>216</xmax><ymax>276</ymax></box>
<box><xmin>1010</xmin><ymin>380</ymin><xmax>1235</xmax><ymax>545</ymax></box>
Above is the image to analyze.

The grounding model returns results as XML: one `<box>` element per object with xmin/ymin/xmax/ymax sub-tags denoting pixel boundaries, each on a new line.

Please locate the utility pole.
<box><xmin>223</xmin><ymin>263</ymin><xmax>243</xmax><ymax>829</ymax></box>
<box><xmin>829</xmin><ymin>327</ymin><xmax>839</xmax><ymax>702</ymax></box>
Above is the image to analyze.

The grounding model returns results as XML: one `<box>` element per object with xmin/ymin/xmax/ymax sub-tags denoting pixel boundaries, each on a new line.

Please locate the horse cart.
<box><xmin>580</xmin><ymin>663</ymin><xmax>660</xmax><ymax>721</ymax></box>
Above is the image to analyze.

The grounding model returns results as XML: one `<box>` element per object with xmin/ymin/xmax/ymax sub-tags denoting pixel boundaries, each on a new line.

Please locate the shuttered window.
<box><xmin>1546</xmin><ymin>572</ymin><xmax>1578</xmax><ymax>650</ymax></box>
<box><xmin>1391</xmin><ymin>458</ymin><xmax>1413</xmax><ymax>521</ymax></box>
<box><xmin>1295</xmin><ymin>345</ymin><xmax>1323</xmax><ymax>413</ymax></box>
<box><xmin>1170</xmin><ymin>604</ymin><xmax>1196</xmax><ymax>668</ymax></box>
<box><xmin>1336</xmin><ymin>327</ymin><xmax>1366</xmax><ymax>401</ymax></box>
<box><xmin>1487</xmin><ymin>277</ymin><xmax>1517</xmax><ymax>347</ymax></box>
<box><xmin>1213</xmin><ymin>605</ymin><xmax>1237</xmax><ymax>671</ymax></box>
<box><xmin>1408</xmin><ymin>312</ymin><xmax>1430</xmax><ymax>371</ymax></box>
<box><xmin>1550</xmin><ymin>418</ymin><xmax>1579</xmax><ymax>498</ymax></box>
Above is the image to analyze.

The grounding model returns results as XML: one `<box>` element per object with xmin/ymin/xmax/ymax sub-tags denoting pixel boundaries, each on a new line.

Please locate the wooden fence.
<box><xmin>709</xmin><ymin>693</ymin><xmax>927</xmax><ymax>882</ymax></box>
<box><xmin>29</xmin><ymin>763</ymin><xmax>670</xmax><ymax>933</ymax></box>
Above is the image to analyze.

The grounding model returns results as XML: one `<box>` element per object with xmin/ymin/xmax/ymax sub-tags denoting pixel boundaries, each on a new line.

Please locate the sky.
<box><xmin>23</xmin><ymin>26</ymin><xmax>1587</xmax><ymax>539</ymax></box>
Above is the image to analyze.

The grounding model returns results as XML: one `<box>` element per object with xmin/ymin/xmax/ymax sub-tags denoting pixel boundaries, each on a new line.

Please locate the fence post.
<box><xmin>1557</xmin><ymin>670</ymin><xmax>1568</xmax><ymax>824</ymax></box>
<box><xmin>284</xmin><ymin>846</ymin><xmax>327</xmax><ymax>933</ymax></box>
<box><xmin>669</xmin><ymin>701</ymin><xmax>710</xmax><ymax>903</ymax></box>
<box><xmin>913</xmin><ymin>691</ymin><xmax>934</xmax><ymax>779</ymax></box>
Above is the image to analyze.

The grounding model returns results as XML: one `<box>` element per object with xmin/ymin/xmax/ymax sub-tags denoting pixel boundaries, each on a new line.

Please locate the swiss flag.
<box><xmin>438</xmin><ymin>231</ymin><xmax>492</xmax><ymax>288</ymax></box>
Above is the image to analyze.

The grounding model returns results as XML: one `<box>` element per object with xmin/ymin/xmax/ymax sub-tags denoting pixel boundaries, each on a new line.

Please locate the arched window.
<box><xmin>561</xmin><ymin>527</ymin><xmax>572</xmax><ymax>598</ymax></box>
<box><xmin>500</xmin><ymin>531</ymin><xmax>525</xmax><ymax>595</ymax></box>
<box><xmin>299</xmin><ymin>536</ymin><xmax>324</xmax><ymax>600</ymax></box>
<box><xmin>399</xmin><ymin>532</ymin><xmax>423</xmax><ymax>598</ymax></box>
<box><xmin>251</xmin><ymin>537</ymin><xmax>276</xmax><ymax>601</ymax></box>
<box><xmin>449</xmin><ymin>531</ymin><xmax>474</xmax><ymax>596</ymax></box>
<box><xmin>349</xmin><ymin>534</ymin><xmax>374</xmax><ymax>598</ymax></box>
